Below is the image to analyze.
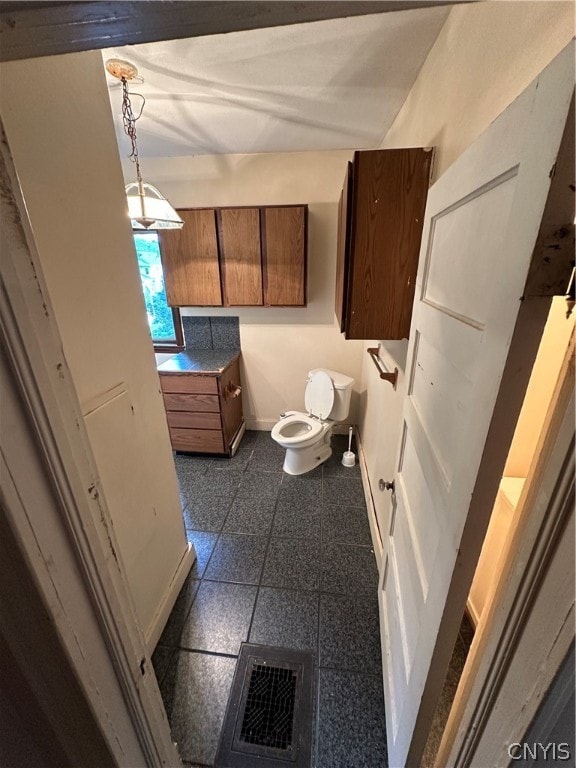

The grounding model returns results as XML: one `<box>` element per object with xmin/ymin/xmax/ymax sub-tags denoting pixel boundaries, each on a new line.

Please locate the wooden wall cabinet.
<box><xmin>160</xmin><ymin>209</ymin><xmax>222</xmax><ymax>306</ymax></box>
<box><xmin>336</xmin><ymin>148</ymin><xmax>432</xmax><ymax>340</ymax></box>
<box><xmin>160</xmin><ymin>205</ymin><xmax>307</xmax><ymax>308</ymax></box>
<box><xmin>159</xmin><ymin>356</ymin><xmax>243</xmax><ymax>454</ymax></box>
<box><xmin>262</xmin><ymin>206</ymin><xmax>307</xmax><ymax>306</ymax></box>
<box><xmin>218</xmin><ymin>208</ymin><xmax>263</xmax><ymax>306</ymax></box>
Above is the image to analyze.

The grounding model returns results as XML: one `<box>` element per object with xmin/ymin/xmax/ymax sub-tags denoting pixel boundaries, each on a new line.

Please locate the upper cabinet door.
<box><xmin>218</xmin><ymin>208</ymin><xmax>263</xmax><ymax>306</ymax></box>
<box><xmin>160</xmin><ymin>209</ymin><xmax>222</xmax><ymax>306</ymax></box>
<box><xmin>340</xmin><ymin>148</ymin><xmax>432</xmax><ymax>339</ymax></box>
<box><xmin>262</xmin><ymin>206</ymin><xmax>307</xmax><ymax>306</ymax></box>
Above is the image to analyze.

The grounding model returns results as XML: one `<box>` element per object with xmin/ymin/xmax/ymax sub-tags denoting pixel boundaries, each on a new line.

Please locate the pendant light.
<box><xmin>106</xmin><ymin>59</ymin><xmax>183</xmax><ymax>230</ymax></box>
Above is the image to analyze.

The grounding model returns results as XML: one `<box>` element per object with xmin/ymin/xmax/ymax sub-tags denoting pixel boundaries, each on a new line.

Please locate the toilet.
<box><xmin>271</xmin><ymin>368</ymin><xmax>354</xmax><ymax>475</ymax></box>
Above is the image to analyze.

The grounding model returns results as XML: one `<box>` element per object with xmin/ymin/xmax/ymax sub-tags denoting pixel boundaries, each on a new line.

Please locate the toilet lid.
<box><xmin>304</xmin><ymin>370</ymin><xmax>334</xmax><ymax>420</ymax></box>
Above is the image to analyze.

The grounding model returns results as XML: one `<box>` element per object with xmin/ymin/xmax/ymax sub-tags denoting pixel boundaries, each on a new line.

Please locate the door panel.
<box><xmin>380</xmin><ymin>44</ymin><xmax>574</xmax><ymax>768</ymax></box>
<box><xmin>160</xmin><ymin>209</ymin><xmax>222</xmax><ymax>306</ymax></box>
<box><xmin>219</xmin><ymin>208</ymin><xmax>263</xmax><ymax>306</ymax></box>
<box><xmin>262</xmin><ymin>206</ymin><xmax>306</xmax><ymax>306</ymax></box>
<box><xmin>420</xmin><ymin>168</ymin><xmax>519</xmax><ymax>325</ymax></box>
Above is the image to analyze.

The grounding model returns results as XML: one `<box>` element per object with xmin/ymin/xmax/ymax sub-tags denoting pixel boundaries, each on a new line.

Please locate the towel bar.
<box><xmin>367</xmin><ymin>348</ymin><xmax>398</xmax><ymax>389</ymax></box>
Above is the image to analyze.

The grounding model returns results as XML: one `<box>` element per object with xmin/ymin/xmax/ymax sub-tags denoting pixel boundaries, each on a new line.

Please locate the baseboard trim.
<box><xmin>145</xmin><ymin>542</ymin><xmax>195</xmax><ymax>653</ymax></box>
<box><xmin>356</xmin><ymin>430</ymin><xmax>383</xmax><ymax>572</ymax></box>
<box><xmin>245</xmin><ymin>419</ymin><xmax>276</xmax><ymax>431</ymax></box>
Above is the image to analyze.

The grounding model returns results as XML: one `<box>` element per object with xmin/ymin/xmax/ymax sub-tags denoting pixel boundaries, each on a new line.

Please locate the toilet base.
<box><xmin>282</xmin><ymin>441</ymin><xmax>332</xmax><ymax>476</ymax></box>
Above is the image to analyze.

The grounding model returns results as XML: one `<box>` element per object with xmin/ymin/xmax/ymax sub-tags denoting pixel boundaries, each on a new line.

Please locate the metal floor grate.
<box><xmin>239</xmin><ymin>663</ymin><xmax>297</xmax><ymax>750</ymax></box>
<box><xmin>215</xmin><ymin>644</ymin><xmax>314</xmax><ymax>767</ymax></box>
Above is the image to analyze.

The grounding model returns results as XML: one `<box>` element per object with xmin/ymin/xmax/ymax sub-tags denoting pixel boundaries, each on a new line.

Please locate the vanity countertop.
<box><xmin>157</xmin><ymin>349</ymin><xmax>240</xmax><ymax>375</ymax></box>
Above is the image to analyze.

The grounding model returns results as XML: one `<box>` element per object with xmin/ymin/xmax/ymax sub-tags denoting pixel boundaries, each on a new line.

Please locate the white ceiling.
<box><xmin>103</xmin><ymin>6</ymin><xmax>449</xmax><ymax>159</ymax></box>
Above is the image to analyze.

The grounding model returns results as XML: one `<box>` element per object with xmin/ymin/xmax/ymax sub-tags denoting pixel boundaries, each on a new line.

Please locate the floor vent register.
<box><xmin>215</xmin><ymin>643</ymin><xmax>314</xmax><ymax>767</ymax></box>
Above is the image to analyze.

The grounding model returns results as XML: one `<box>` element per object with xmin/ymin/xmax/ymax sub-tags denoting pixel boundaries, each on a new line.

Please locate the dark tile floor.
<box><xmin>152</xmin><ymin>430</ymin><xmax>387</xmax><ymax>768</ymax></box>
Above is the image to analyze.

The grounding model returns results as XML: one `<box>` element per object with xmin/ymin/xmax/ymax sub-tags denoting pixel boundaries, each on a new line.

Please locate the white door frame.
<box><xmin>438</xmin><ymin>333</ymin><xmax>574</xmax><ymax>766</ymax></box>
<box><xmin>0</xmin><ymin>120</ymin><xmax>179</xmax><ymax>764</ymax></box>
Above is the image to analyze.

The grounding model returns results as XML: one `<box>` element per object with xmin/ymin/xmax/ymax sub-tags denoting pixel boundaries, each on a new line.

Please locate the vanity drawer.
<box><xmin>169</xmin><ymin>427</ymin><xmax>225</xmax><ymax>453</ymax></box>
<box><xmin>160</xmin><ymin>374</ymin><xmax>218</xmax><ymax>395</ymax></box>
<box><xmin>163</xmin><ymin>392</ymin><xmax>220</xmax><ymax>412</ymax></box>
<box><xmin>166</xmin><ymin>411</ymin><xmax>222</xmax><ymax>430</ymax></box>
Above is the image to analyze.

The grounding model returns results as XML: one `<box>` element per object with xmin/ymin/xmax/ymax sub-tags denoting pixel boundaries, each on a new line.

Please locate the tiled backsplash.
<box><xmin>183</xmin><ymin>317</ymin><xmax>240</xmax><ymax>351</ymax></box>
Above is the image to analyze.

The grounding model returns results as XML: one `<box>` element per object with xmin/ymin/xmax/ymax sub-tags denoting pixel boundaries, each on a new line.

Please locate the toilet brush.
<box><xmin>342</xmin><ymin>426</ymin><xmax>356</xmax><ymax>467</ymax></box>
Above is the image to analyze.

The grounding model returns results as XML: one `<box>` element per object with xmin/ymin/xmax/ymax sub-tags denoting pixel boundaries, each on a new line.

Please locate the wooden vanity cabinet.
<box><xmin>159</xmin><ymin>205</ymin><xmax>307</xmax><ymax>307</ymax></box>
<box><xmin>159</xmin><ymin>356</ymin><xmax>243</xmax><ymax>454</ymax></box>
<box><xmin>336</xmin><ymin>148</ymin><xmax>432</xmax><ymax>340</ymax></box>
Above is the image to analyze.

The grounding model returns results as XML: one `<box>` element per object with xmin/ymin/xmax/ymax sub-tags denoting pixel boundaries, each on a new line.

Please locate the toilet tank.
<box><xmin>308</xmin><ymin>368</ymin><xmax>354</xmax><ymax>421</ymax></box>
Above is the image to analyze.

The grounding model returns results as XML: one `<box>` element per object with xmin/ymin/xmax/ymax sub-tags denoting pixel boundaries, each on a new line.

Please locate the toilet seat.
<box><xmin>271</xmin><ymin>412</ymin><xmax>324</xmax><ymax>445</ymax></box>
<box><xmin>304</xmin><ymin>370</ymin><xmax>334</xmax><ymax>420</ymax></box>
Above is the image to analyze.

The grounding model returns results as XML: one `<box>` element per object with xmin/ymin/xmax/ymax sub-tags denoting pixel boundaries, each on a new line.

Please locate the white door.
<box><xmin>380</xmin><ymin>44</ymin><xmax>574</xmax><ymax>768</ymax></box>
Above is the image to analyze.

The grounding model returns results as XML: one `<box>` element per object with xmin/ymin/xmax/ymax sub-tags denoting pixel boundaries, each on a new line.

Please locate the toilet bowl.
<box><xmin>271</xmin><ymin>369</ymin><xmax>354</xmax><ymax>475</ymax></box>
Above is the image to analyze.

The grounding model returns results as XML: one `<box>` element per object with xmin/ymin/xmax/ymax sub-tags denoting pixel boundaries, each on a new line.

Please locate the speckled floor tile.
<box><xmin>186</xmin><ymin>531</ymin><xmax>219</xmax><ymax>578</ymax></box>
<box><xmin>235</xmin><ymin>470</ymin><xmax>282</xmax><ymax>500</ymax></box>
<box><xmin>182</xmin><ymin>493</ymin><xmax>232</xmax><ymax>532</ymax></box>
<box><xmin>151</xmin><ymin>645</ymin><xmax>175</xmax><ymax>685</ymax></box>
<box><xmin>222</xmin><ymin>498</ymin><xmax>276</xmax><ymax>535</ymax></box>
<box><xmin>254</xmin><ymin>431</ymin><xmax>284</xmax><ymax>453</ymax></box>
<box><xmin>249</xmin><ymin>587</ymin><xmax>319</xmax><ymax>652</ymax></box>
<box><xmin>322</xmin><ymin>504</ymin><xmax>372</xmax><ymax>546</ymax></box>
<box><xmin>248</xmin><ymin>449</ymin><xmax>286</xmax><ymax>473</ymax></box>
<box><xmin>156</xmin><ymin>574</ymin><xmax>200</xmax><ymax>649</ymax></box>
<box><xmin>272</xmin><ymin>497</ymin><xmax>321</xmax><ymax>539</ymax></box>
<box><xmin>319</xmin><ymin>593</ymin><xmax>381</xmax><ymax>674</ymax></box>
<box><xmin>321</xmin><ymin>542</ymin><xmax>378</xmax><ymax>595</ymax></box>
<box><xmin>180</xmin><ymin>581</ymin><xmax>257</xmax><ymax>655</ymax></box>
<box><xmin>160</xmin><ymin>650</ymin><xmax>236</xmax><ymax>766</ymax></box>
<box><xmin>278</xmin><ymin>479</ymin><xmax>322</xmax><ymax>507</ymax></box>
<box><xmin>177</xmin><ymin>473</ymin><xmax>205</xmax><ymax>510</ymax></box>
<box><xmin>173</xmin><ymin>453</ymin><xmax>213</xmax><ymax>477</ymax></box>
<box><xmin>203</xmin><ymin>533</ymin><xmax>267</xmax><ymax>584</ymax></box>
<box><xmin>323</xmin><ymin>477</ymin><xmax>366</xmax><ymax>507</ymax></box>
<box><xmin>262</xmin><ymin>538</ymin><xmax>321</xmax><ymax>591</ymax></box>
<box><xmin>211</xmin><ymin>447</ymin><xmax>254</xmax><ymax>471</ymax></box>
<box><xmin>239</xmin><ymin>430</ymin><xmax>259</xmax><ymax>447</ymax></box>
<box><xmin>159</xmin><ymin>428</ymin><xmax>388</xmax><ymax>768</ymax></box>
<box><xmin>317</xmin><ymin>668</ymin><xmax>387</xmax><ymax>768</ymax></box>
<box><xmin>199</xmin><ymin>467</ymin><xmax>245</xmax><ymax>495</ymax></box>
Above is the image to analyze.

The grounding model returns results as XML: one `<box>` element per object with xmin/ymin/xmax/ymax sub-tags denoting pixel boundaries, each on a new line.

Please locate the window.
<box><xmin>133</xmin><ymin>231</ymin><xmax>184</xmax><ymax>352</ymax></box>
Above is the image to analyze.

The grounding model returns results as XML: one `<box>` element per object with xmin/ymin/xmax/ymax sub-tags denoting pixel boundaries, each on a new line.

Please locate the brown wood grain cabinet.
<box><xmin>159</xmin><ymin>209</ymin><xmax>222</xmax><ymax>306</ymax></box>
<box><xmin>159</xmin><ymin>356</ymin><xmax>243</xmax><ymax>454</ymax></box>
<box><xmin>336</xmin><ymin>148</ymin><xmax>432</xmax><ymax>340</ymax></box>
<box><xmin>218</xmin><ymin>208</ymin><xmax>263</xmax><ymax>305</ymax></box>
<box><xmin>262</xmin><ymin>206</ymin><xmax>307</xmax><ymax>306</ymax></box>
<box><xmin>159</xmin><ymin>205</ymin><xmax>307</xmax><ymax>307</ymax></box>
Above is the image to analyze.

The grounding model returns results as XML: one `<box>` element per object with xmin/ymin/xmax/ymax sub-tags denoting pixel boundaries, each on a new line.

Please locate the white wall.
<box><xmin>358</xmin><ymin>1</ymin><xmax>575</xmax><ymax>539</ymax></box>
<box><xmin>382</xmin><ymin>1</ymin><xmax>575</xmax><ymax>180</ymax></box>
<box><xmin>136</xmin><ymin>151</ymin><xmax>365</xmax><ymax>428</ymax></box>
<box><xmin>0</xmin><ymin>51</ymin><xmax>190</xmax><ymax>642</ymax></box>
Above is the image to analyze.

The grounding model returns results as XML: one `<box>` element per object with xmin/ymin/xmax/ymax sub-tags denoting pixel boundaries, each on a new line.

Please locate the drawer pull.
<box><xmin>224</xmin><ymin>382</ymin><xmax>242</xmax><ymax>399</ymax></box>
